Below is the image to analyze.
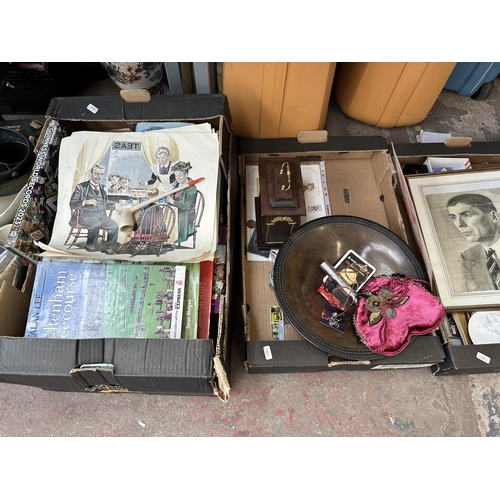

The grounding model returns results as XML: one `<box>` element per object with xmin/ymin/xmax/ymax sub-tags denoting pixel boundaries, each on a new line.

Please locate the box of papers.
<box><xmin>0</xmin><ymin>93</ymin><xmax>237</xmax><ymax>399</ymax></box>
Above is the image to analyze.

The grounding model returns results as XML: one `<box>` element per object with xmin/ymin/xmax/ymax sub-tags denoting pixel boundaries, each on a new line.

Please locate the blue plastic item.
<box><xmin>444</xmin><ymin>62</ymin><xmax>500</xmax><ymax>99</ymax></box>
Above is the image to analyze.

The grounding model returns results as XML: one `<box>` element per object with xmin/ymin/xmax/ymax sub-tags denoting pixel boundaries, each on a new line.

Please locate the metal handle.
<box><xmin>280</xmin><ymin>161</ymin><xmax>291</xmax><ymax>191</ymax></box>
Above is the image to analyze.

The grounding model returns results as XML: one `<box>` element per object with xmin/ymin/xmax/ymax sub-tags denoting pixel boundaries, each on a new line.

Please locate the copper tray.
<box><xmin>272</xmin><ymin>215</ymin><xmax>428</xmax><ymax>360</ymax></box>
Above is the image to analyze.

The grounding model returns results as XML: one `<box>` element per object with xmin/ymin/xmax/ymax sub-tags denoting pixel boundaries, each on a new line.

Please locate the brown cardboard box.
<box><xmin>239</xmin><ymin>136</ymin><xmax>445</xmax><ymax>372</ymax></box>
<box><xmin>392</xmin><ymin>141</ymin><xmax>500</xmax><ymax>374</ymax></box>
<box><xmin>222</xmin><ymin>63</ymin><xmax>336</xmax><ymax>139</ymax></box>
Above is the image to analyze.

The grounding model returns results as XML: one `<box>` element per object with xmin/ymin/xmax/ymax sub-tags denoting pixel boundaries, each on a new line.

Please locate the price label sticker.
<box><xmin>87</xmin><ymin>103</ymin><xmax>98</xmax><ymax>114</ymax></box>
<box><xmin>477</xmin><ymin>352</ymin><xmax>491</xmax><ymax>364</ymax></box>
<box><xmin>263</xmin><ymin>345</ymin><xmax>273</xmax><ymax>360</ymax></box>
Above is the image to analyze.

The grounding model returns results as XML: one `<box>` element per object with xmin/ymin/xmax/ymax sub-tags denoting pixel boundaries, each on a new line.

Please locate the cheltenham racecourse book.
<box><xmin>24</xmin><ymin>260</ymin><xmax>188</xmax><ymax>339</ymax></box>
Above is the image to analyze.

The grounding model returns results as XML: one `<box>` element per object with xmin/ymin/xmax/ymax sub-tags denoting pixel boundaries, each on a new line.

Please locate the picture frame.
<box><xmin>407</xmin><ymin>169</ymin><xmax>500</xmax><ymax>310</ymax></box>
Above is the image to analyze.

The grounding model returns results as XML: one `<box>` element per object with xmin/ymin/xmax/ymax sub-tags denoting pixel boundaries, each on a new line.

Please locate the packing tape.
<box><xmin>297</xmin><ymin>130</ymin><xmax>328</xmax><ymax>144</ymax></box>
<box><xmin>445</xmin><ymin>137</ymin><xmax>472</xmax><ymax>148</ymax></box>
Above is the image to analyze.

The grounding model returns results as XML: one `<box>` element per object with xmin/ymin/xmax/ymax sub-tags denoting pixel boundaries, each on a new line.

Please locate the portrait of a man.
<box><xmin>69</xmin><ymin>165</ymin><xmax>123</xmax><ymax>255</ymax></box>
<box><xmin>407</xmin><ymin>170</ymin><xmax>500</xmax><ymax>308</ymax></box>
<box><xmin>447</xmin><ymin>193</ymin><xmax>500</xmax><ymax>292</ymax></box>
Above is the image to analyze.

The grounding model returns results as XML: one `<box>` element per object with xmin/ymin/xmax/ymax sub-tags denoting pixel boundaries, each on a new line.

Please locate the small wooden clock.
<box><xmin>255</xmin><ymin>157</ymin><xmax>306</xmax><ymax>248</ymax></box>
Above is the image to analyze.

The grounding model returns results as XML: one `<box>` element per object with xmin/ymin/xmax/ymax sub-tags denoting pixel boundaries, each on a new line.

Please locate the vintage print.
<box><xmin>44</xmin><ymin>127</ymin><xmax>220</xmax><ymax>264</ymax></box>
<box><xmin>407</xmin><ymin>170</ymin><xmax>500</xmax><ymax>309</ymax></box>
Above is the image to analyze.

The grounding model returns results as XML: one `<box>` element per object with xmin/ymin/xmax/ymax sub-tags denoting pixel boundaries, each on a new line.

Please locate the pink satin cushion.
<box><xmin>354</xmin><ymin>275</ymin><xmax>445</xmax><ymax>356</ymax></box>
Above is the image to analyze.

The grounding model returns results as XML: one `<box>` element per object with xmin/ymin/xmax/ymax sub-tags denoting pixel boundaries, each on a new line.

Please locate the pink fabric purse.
<box><xmin>353</xmin><ymin>275</ymin><xmax>445</xmax><ymax>356</ymax></box>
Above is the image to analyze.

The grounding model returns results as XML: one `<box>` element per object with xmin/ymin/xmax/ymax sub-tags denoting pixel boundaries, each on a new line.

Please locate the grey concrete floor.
<box><xmin>2</xmin><ymin>72</ymin><xmax>500</xmax><ymax>443</ymax></box>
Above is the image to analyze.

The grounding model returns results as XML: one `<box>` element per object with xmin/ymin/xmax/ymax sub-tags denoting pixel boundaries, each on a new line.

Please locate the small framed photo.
<box><xmin>407</xmin><ymin>169</ymin><xmax>500</xmax><ymax>310</ymax></box>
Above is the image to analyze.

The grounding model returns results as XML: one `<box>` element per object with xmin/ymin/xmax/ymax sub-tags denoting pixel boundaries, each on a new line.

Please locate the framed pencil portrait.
<box><xmin>407</xmin><ymin>169</ymin><xmax>500</xmax><ymax>310</ymax></box>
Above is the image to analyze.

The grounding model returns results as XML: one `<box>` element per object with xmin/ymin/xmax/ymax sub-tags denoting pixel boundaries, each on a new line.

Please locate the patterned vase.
<box><xmin>101</xmin><ymin>62</ymin><xmax>169</xmax><ymax>94</ymax></box>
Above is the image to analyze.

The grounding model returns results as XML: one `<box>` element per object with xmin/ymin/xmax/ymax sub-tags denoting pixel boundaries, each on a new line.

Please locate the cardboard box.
<box><xmin>222</xmin><ymin>63</ymin><xmax>336</xmax><ymax>139</ymax></box>
<box><xmin>391</xmin><ymin>141</ymin><xmax>500</xmax><ymax>375</ymax></box>
<box><xmin>239</xmin><ymin>135</ymin><xmax>445</xmax><ymax>373</ymax></box>
<box><xmin>0</xmin><ymin>93</ymin><xmax>237</xmax><ymax>399</ymax></box>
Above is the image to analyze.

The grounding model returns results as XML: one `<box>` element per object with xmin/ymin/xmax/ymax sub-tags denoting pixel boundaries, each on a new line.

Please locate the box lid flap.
<box><xmin>238</xmin><ymin>135</ymin><xmax>388</xmax><ymax>155</ymax></box>
<box><xmin>444</xmin><ymin>343</ymin><xmax>500</xmax><ymax>373</ymax></box>
<box><xmin>46</xmin><ymin>94</ymin><xmax>232</xmax><ymax>124</ymax></box>
<box><xmin>392</xmin><ymin>141</ymin><xmax>500</xmax><ymax>157</ymax></box>
<box><xmin>0</xmin><ymin>281</ymin><xmax>30</xmax><ymax>338</ymax></box>
<box><xmin>0</xmin><ymin>336</ymin><xmax>220</xmax><ymax>395</ymax></box>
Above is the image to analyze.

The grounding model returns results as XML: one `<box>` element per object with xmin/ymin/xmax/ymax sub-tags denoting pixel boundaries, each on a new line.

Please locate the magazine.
<box><xmin>37</xmin><ymin>125</ymin><xmax>220</xmax><ymax>264</ymax></box>
<box><xmin>135</xmin><ymin>122</ymin><xmax>213</xmax><ymax>133</ymax></box>
<box><xmin>6</xmin><ymin>119</ymin><xmax>68</xmax><ymax>258</ymax></box>
<box><xmin>25</xmin><ymin>260</ymin><xmax>187</xmax><ymax>339</ymax></box>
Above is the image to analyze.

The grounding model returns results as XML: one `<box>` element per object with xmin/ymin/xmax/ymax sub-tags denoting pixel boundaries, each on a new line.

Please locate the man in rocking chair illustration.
<box><xmin>69</xmin><ymin>164</ymin><xmax>122</xmax><ymax>255</ymax></box>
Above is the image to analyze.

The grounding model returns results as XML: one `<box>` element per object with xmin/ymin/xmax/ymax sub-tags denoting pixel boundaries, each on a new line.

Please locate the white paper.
<box><xmin>419</xmin><ymin>130</ymin><xmax>451</xmax><ymax>143</ymax></box>
<box><xmin>423</xmin><ymin>157</ymin><xmax>472</xmax><ymax>173</ymax></box>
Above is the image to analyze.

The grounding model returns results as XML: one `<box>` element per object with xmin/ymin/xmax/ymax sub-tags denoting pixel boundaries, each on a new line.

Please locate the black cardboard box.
<box><xmin>0</xmin><ymin>93</ymin><xmax>237</xmax><ymax>399</ymax></box>
<box><xmin>392</xmin><ymin>141</ymin><xmax>500</xmax><ymax>375</ymax></box>
<box><xmin>239</xmin><ymin>135</ymin><xmax>445</xmax><ymax>373</ymax></box>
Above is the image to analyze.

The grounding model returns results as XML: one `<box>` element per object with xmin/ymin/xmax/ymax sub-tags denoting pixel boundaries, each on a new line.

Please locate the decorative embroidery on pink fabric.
<box><xmin>354</xmin><ymin>275</ymin><xmax>445</xmax><ymax>356</ymax></box>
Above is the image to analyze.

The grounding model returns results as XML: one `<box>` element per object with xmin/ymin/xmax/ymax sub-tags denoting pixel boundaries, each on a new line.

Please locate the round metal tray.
<box><xmin>272</xmin><ymin>215</ymin><xmax>428</xmax><ymax>360</ymax></box>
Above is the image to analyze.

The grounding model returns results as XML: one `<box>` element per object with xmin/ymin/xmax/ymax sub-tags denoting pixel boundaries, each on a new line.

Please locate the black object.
<box><xmin>0</xmin><ymin>127</ymin><xmax>34</xmax><ymax>182</ymax></box>
<box><xmin>13</xmin><ymin>265</ymin><xmax>29</xmax><ymax>290</ymax></box>
<box><xmin>471</xmin><ymin>81</ymin><xmax>494</xmax><ymax>101</ymax></box>
<box><xmin>1</xmin><ymin>62</ymin><xmax>108</xmax><ymax>115</ymax></box>
<box><xmin>403</xmin><ymin>163</ymin><xmax>428</xmax><ymax>175</ymax></box>
<box><xmin>272</xmin><ymin>215</ymin><xmax>428</xmax><ymax>360</ymax></box>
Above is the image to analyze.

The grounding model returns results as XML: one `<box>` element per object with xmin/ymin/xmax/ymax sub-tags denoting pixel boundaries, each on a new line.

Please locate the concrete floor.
<box><xmin>2</xmin><ymin>71</ymin><xmax>500</xmax><ymax>440</ymax></box>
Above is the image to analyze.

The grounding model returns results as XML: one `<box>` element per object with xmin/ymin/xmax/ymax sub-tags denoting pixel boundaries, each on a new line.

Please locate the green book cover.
<box><xmin>182</xmin><ymin>263</ymin><xmax>200</xmax><ymax>339</ymax></box>
<box><xmin>25</xmin><ymin>260</ymin><xmax>187</xmax><ymax>339</ymax></box>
